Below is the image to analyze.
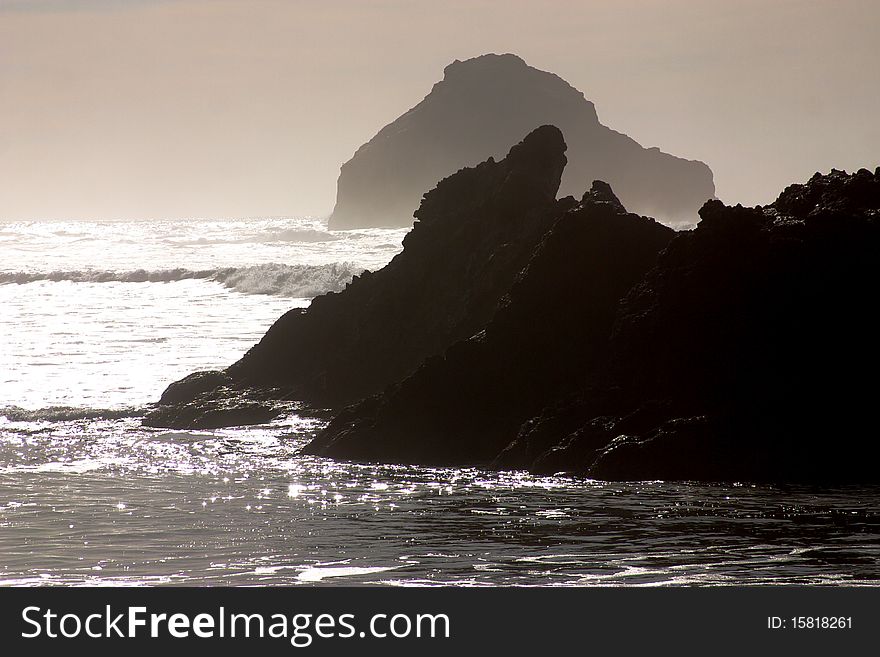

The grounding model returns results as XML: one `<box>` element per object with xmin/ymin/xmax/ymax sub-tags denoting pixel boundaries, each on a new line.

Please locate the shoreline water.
<box><xmin>3</xmin><ymin>414</ymin><xmax>878</xmax><ymax>586</ymax></box>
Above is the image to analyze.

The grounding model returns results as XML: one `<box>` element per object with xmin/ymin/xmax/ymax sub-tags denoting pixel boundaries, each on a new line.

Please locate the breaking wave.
<box><xmin>0</xmin><ymin>262</ymin><xmax>363</xmax><ymax>297</ymax></box>
<box><xmin>171</xmin><ymin>228</ymin><xmax>342</xmax><ymax>245</ymax></box>
<box><xmin>0</xmin><ymin>405</ymin><xmax>144</xmax><ymax>422</ymax></box>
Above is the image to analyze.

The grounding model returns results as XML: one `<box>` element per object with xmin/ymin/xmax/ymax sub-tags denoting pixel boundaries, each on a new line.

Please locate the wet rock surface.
<box><xmin>145</xmin><ymin>380</ymin><xmax>295</xmax><ymax>430</ymax></box>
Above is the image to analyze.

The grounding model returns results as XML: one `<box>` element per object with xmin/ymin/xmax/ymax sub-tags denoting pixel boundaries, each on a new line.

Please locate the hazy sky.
<box><xmin>1</xmin><ymin>0</ymin><xmax>878</xmax><ymax>220</ymax></box>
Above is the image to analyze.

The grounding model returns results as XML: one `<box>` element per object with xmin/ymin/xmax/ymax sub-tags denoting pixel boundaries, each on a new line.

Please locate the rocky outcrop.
<box><xmin>498</xmin><ymin>167</ymin><xmax>880</xmax><ymax>483</ymax></box>
<box><xmin>144</xmin><ymin>370</ymin><xmax>290</xmax><ymax>430</ymax></box>
<box><xmin>146</xmin><ymin>125</ymin><xmax>571</xmax><ymax>427</ymax></box>
<box><xmin>329</xmin><ymin>53</ymin><xmax>714</xmax><ymax>229</ymax></box>
<box><xmin>305</xmin><ymin>182</ymin><xmax>674</xmax><ymax>463</ymax></box>
<box><xmin>310</xmin><ymin>168</ymin><xmax>880</xmax><ymax>483</ymax></box>
<box><xmin>153</xmin><ymin>114</ymin><xmax>879</xmax><ymax>483</ymax></box>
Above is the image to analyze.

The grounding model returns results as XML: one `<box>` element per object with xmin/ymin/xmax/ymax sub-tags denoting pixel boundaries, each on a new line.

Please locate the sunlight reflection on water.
<box><xmin>1</xmin><ymin>412</ymin><xmax>878</xmax><ymax>587</ymax></box>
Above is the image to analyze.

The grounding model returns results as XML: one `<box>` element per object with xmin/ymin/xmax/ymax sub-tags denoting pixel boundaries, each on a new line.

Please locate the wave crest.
<box><xmin>0</xmin><ymin>406</ymin><xmax>143</xmax><ymax>422</ymax></box>
<box><xmin>0</xmin><ymin>262</ymin><xmax>363</xmax><ymax>297</ymax></box>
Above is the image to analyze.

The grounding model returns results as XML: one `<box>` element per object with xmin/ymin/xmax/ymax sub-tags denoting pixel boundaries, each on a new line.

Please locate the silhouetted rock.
<box><xmin>144</xmin><ymin>396</ymin><xmax>283</xmax><ymax>430</ymax></box>
<box><xmin>145</xmin><ymin>371</ymin><xmax>294</xmax><ymax>429</ymax></box>
<box><xmin>155</xmin><ymin>119</ymin><xmax>878</xmax><ymax>482</ymax></box>
<box><xmin>158</xmin><ymin>370</ymin><xmax>231</xmax><ymax>406</ymax></box>
<box><xmin>306</xmin><ymin>183</ymin><xmax>673</xmax><ymax>463</ymax></box>
<box><xmin>503</xmin><ymin>168</ymin><xmax>880</xmax><ymax>483</ymax></box>
<box><xmin>151</xmin><ymin>126</ymin><xmax>570</xmax><ymax>426</ymax></box>
<box><xmin>330</xmin><ymin>53</ymin><xmax>714</xmax><ymax>229</ymax></box>
<box><xmin>311</xmin><ymin>168</ymin><xmax>880</xmax><ymax>483</ymax></box>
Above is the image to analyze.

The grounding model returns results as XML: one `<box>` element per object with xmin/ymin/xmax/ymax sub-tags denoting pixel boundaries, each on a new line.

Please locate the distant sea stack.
<box><xmin>329</xmin><ymin>53</ymin><xmax>714</xmax><ymax>229</ymax></box>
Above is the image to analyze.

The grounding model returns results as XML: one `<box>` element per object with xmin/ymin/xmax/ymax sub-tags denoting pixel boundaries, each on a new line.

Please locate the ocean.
<box><xmin>0</xmin><ymin>217</ymin><xmax>877</xmax><ymax>586</ymax></box>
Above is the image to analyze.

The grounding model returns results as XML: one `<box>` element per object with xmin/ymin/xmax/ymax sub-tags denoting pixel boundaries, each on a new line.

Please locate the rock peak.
<box><xmin>443</xmin><ymin>53</ymin><xmax>529</xmax><ymax>78</ymax></box>
<box><xmin>329</xmin><ymin>54</ymin><xmax>715</xmax><ymax>229</ymax></box>
<box><xmin>772</xmin><ymin>167</ymin><xmax>880</xmax><ymax>218</ymax></box>
<box><xmin>510</xmin><ymin>123</ymin><xmax>565</xmax><ymax>150</ymax></box>
<box><xmin>504</xmin><ymin>125</ymin><xmax>567</xmax><ymax>173</ymax></box>
<box><xmin>582</xmin><ymin>180</ymin><xmax>625</xmax><ymax>211</ymax></box>
<box><xmin>413</xmin><ymin>125</ymin><xmax>567</xmax><ymax>227</ymax></box>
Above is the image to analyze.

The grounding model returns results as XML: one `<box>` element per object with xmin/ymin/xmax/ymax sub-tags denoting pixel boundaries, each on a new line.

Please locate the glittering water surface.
<box><xmin>1</xmin><ymin>218</ymin><xmax>878</xmax><ymax>586</ymax></box>
<box><xmin>1</xmin><ymin>416</ymin><xmax>877</xmax><ymax>586</ymax></box>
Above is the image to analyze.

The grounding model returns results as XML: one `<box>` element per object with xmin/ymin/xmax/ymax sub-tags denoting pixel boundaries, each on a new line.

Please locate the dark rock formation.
<box><xmin>329</xmin><ymin>53</ymin><xmax>714</xmax><ymax>229</ymax></box>
<box><xmin>153</xmin><ymin>113</ymin><xmax>878</xmax><ymax>483</ymax></box>
<box><xmin>145</xmin><ymin>370</ymin><xmax>289</xmax><ymax>430</ymax></box>
<box><xmin>147</xmin><ymin>125</ymin><xmax>571</xmax><ymax>427</ymax></box>
<box><xmin>310</xmin><ymin>168</ymin><xmax>880</xmax><ymax>483</ymax></box>
<box><xmin>158</xmin><ymin>370</ymin><xmax>231</xmax><ymax>406</ymax></box>
<box><xmin>305</xmin><ymin>183</ymin><xmax>674</xmax><ymax>463</ymax></box>
<box><xmin>499</xmin><ymin>167</ymin><xmax>880</xmax><ymax>483</ymax></box>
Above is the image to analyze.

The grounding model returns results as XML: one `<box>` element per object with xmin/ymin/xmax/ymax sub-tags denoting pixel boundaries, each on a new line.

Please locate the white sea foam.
<box><xmin>0</xmin><ymin>262</ymin><xmax>362</xmax><ymax>297</ymax></box>
<box><xmin>0</xmin><ymin>216</ymin><xmax>398</xmax><ymax>410</ymax></box>
<box><xmin>0</xmin><ymin>405</ymin><xmax>143</xmax><ymax>423</ymax></box>
<box><xmin>212</xmin><ymin>262</ymin><xmax>360</xmax><ymax>296</ymax></box>
<box><xmin>0</xmin><ymin>216</ymin><xmax>408</xmax><ymax>274</ymax></box>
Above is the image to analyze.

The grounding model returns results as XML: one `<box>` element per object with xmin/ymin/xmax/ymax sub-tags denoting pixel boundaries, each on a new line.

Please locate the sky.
<box><xmin>1</xmin><ymin>0</ymin><xmax>878</xmax><ymax>220</ymax></box>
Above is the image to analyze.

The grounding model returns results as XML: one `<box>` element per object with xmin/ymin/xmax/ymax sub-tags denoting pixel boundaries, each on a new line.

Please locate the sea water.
<box><xmin>0</xmin><ymin>217</ymin><xmax>877</xmax><ymax>586</ymax></box>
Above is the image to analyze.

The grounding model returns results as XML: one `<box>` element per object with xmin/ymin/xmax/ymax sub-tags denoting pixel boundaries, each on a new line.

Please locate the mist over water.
<box><xmin>1</xmin><ymin>216</ymin><xmax>878</xmax><ymax>586</ymax></box>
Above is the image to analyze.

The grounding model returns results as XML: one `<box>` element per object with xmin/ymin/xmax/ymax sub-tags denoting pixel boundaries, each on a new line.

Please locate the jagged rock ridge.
<box><xmin>330</xmin><ymin>53</ymin><xmax>714</xmax><ymax>229</ymax></box>
<box><xmin>151</xmin><ymin>118</ymin><xmax>878</xmax><ymax>483</ymax></box>
<box><xmin>311</xmin><ymin>168</ymin><xmax>880</xmax><ymax>483</ymax></box>
<box><xmin>306</xmin><ymin>182</ymin><xmax>674</xmax><ymax>463</ymax></box>
<box><xmin>146</xmin><ymin>125</ymin><xmax>570</xmax><ymax>427</ymax></box>
<box><xmin>499</xmin><ymin>167</ymin><xmax>880</xmax><ymax>482</ymax></box>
